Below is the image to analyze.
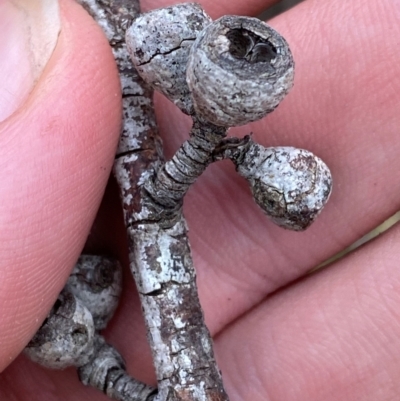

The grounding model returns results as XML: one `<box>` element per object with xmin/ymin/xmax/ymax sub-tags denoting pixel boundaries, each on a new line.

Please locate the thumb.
<box><xmin>0</xmin><ymin>0</ymin><xmax>60</xmax><ymax>122</ymax></box>
<box><xmin>0</xmin><ymin>0</ymin><xmax>121</xmax><ymax>372</ymax></box>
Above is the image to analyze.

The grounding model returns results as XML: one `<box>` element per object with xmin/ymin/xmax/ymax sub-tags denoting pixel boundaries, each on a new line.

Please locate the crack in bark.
<box><xmin>137</xmin><ymin>38</ymin><xmax>197</xmax><ymax>66</ymax></box>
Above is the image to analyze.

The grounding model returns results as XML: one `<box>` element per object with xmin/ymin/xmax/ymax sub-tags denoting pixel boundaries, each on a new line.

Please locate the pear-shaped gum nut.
<box><xmin>125</xmin><ymin>3</ymin><xmax>212</xmax><ymax>114</ymax></box>
<box><xmin>186</xmin><ymin>16</ymin><xmax>294</xmax><ymax>127</ymax></box>
<box><xmin>65</xmin><ymin>255</ymin><xmax>122</xmax><ymax>331</ymax></box>
<box><xmin>24</xmin><ymin>289</ymin><xmax>95</xmax><ymax>369</ymax></box>
<box><xmin>237</xmin><ymin>143</ymin><xmax>332</xmax><ymax>230</ymax></box>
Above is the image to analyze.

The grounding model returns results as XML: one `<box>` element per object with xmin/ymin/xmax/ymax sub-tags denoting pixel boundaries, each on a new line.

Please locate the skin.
<box><xmin>1</xmin><ymin>0</ymin><xmax>400</xmax><ymax>399</ymax></box>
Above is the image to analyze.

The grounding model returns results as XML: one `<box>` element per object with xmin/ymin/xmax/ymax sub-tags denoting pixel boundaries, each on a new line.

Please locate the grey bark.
<box><xmin>79</xmin><ymin>1</ymin><xmax>229</xmax><ymax>400</ymax></box>
<box><xmin>78</xmin><ymin>335</ymin><xmax>157</xmax><ymax>401</ymax></box>
<box><xmin>112</xmin><ymin>6</ymin><xmax>230</xmax><ymax>401</ymax></box>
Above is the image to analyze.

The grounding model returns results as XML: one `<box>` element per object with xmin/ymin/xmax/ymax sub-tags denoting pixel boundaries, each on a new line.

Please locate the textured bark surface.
<box><xmin>113</xmin><ymin>117</ymin><xmax>230</xmax><ymax>400</ymax></box>
<box><xmin>126</xmin><ymin>218</ymin><xmax>228</xmax><ymax>401</ymax></box>
<box><xmin>78</xmin><ymin>1</ymin><xmax>230</xmax><ymax>400</ymax></box>
<box><xmin>79</xmin><ymin>335</ymin><xmax>157</xmax><ymax>401</ymax></box>
<box><xmin>78</xmin><ymin>0</ymin><xmax>159</xmax><ymax>156</ymax></box>
<box><xmin>141</xmin><ymin>118</ymin><xmax>227</xmax><ymax>217</ymax></box>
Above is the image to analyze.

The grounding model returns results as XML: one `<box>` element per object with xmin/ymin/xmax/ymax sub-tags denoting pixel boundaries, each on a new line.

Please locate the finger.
<box><xmin>0</xmin><ymin>0</ymin><xmax>60</xmax><ymax>122</ymax></box>
<box><xmin>0</xmin><ymin>0</ymin><xmax>121</xmax><ymax>371</ymax></box>
<box><xmin>4</xmin><ymin>0</ymin><xmax>396</xmax><ymax>394</ymax></box>
<box><xmin>141</xmin><ymin>0</ymin><xmax>279</xmax><ymax>19</ymax></box>
<box><xmin>151</xmin><ymin>0</ymin><xmax>400</xmax><ymax>334</ymax></box>
<box><xmin>215</xmin><ymin>221</ymin><xmax>400</xmax><ymax>401</ymax></box>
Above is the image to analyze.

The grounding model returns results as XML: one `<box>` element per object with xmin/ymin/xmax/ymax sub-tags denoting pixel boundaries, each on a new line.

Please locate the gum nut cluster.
<box><xmin>25</xmin><ymin>289</ymin><xmax>95</xmax><ymax>369</ymax></box>
<box><xmin>186</xmin><ymin>15</ymin><xmax>294</xmax><ymax>126</ymax></box>
<box><xmin>126</xmin><ymin>3</ymin><xmax>212</xmax><ymax>114</ymax></box>
<box><xmin>126</xmin><ymin>4</ymin><xmax>294</xmax><ymax>126</ymax></box>
<box><xmin>237</xmin><ymin>143</ymin><xmax>332</xmax><ymax>230</ymax></box>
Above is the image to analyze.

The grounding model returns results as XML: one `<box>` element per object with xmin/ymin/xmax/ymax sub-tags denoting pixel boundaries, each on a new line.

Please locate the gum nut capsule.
<box><xmin>186</xmin><ymin>16</ymin><xmax>294</xmax><ymax>127</ymax></box>
<box><xmin>236</xmin><ymin>142</ymin><xmax>332</xmax><ymax>230</ymax></box>
<box><xmin>125</xmin><ymin>3</ymin><xmax>212</xmax><ymax>114</ymax></box>
<box><xmin>65</xmin><ymin>255</ymin><xmax>122</xmax><ymax>331</ymax></box>
<box><xmin>25</xmin><ymin>289</ymin><xmax>95</xmax><ymax>369</ymax></box>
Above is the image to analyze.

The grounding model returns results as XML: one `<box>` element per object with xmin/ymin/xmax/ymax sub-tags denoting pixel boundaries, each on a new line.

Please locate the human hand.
<box><xmin>1</xmin><ymin>0</ymin><xmax>400</xmax><ymax>400</ymax></box>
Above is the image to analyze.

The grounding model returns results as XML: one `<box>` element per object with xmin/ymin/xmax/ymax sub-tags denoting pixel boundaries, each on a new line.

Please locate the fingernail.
<box><xmin>0</xmin><ymin>0</ymin><xmax>60</xmax><ymax>122</ymax></box>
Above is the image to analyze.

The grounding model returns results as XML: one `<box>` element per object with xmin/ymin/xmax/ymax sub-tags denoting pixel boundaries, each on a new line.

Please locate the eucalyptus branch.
<box><xmin>26</xmin><ymin>2</ymin><xmax>332</xmax><ymax>401</ymax></box>
<box><xmin>113</xmin><ymin>3</ymin><xmax>230</xmax><ymax>399</ymax></box>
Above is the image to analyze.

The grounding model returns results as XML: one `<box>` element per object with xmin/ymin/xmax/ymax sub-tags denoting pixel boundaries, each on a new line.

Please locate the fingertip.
<box><xmin>0</xmin><ymin>0</ymin><xmax>121</xmax><ymax>370</ymax></box>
